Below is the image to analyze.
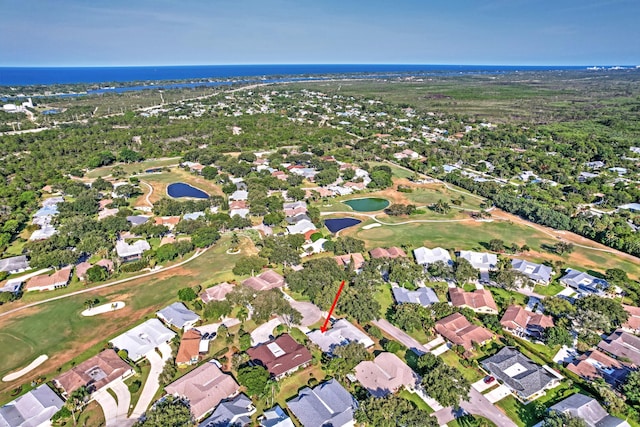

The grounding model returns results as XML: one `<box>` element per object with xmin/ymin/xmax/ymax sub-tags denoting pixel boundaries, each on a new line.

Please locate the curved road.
<box><xmin>0</xmin><ymin>247</ymin><xmax>209</xmax><ymax>319</ymax></box>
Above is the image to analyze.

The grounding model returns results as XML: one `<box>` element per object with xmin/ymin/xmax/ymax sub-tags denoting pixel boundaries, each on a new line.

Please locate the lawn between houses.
<box><xmin>0</xmin><ymin>234</ymin><xmax>255</xmax><ymax>405</ymax></box>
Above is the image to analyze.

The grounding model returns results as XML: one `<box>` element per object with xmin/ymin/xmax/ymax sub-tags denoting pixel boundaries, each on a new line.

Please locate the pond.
<box><xmin>324</xmin><ymin>218</ymin><xmax>362</xmax><ymax>233</ymax></box>
<box><xmin>343</xmin><ymin>197</ymin><xmax>389</xmax><ymax>212</ymax></box>
<box><xmin>167</xmin><ymin>182</ymin><xmax>209</xmax><ymax>199</ymax></box>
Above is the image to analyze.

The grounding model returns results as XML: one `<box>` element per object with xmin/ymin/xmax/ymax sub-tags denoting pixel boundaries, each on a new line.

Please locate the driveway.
<box><xmin>485</xmin><ymin>385</ymin><xmax>512</xmax><ymax>404</ymax></box>
<box><xmin>130</xmin><ymin>343</ymin><xmax>173</xmax><ymax>420</ymax></box>
<box><xmin>251</xmin><ymin>318</ymin><xmax>282</xmax><ymax>345</ymax></box>
<box><xmin>93</xmin><ymin>388</ymin><xmax>118</xmax><ymax>427</ymax></box>
<box><xmin>289</xmin><ymin>300</ymin><xmax>322</xmax><ymax>327</ymax></box>
<box><xmin>110</xmin><ymin>379</ymin><xmax>132</xmax><ymax>425</ymax></box>
<box><xmin>372</xmin><ymin>319</ymin><xmax>430</xmax><ymax>355</ymax></box>
<box><xmin>461</xmin><ymin>389</ymin><xmax>517</xmax><ymax>427</ymax></box>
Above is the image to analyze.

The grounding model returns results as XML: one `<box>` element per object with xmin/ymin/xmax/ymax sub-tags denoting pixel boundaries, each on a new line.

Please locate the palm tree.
<box><xmin>237</xmin><ymin>307</ymin><xmax>249</xmax><ymax>323</ymax></box>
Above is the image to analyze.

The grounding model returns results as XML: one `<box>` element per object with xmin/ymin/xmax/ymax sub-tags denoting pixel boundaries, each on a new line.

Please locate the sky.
<box><xmin>1</xmin><ymin>0</ymin><xmax>639</xmax><ymax>67</ymax></box>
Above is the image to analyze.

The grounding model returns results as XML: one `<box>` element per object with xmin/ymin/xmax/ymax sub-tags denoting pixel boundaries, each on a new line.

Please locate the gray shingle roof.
<box><xmin>287</xmin><ymin>379</ymin><xmax>357</xmax><ymax>427</ymax></box>
<box><xmin>481</xmin><ymin>347</ymin><xmax>558</xmax><ymax>399</ymax></box>
<box><xmin>199</xmin><ymin>393</ymin><xmax>254</xmax><ymax>427</ymax></box>
<box><xmin>550</xmin><ymin>393</ymin><xmax>629</xmax><ymax>427</ymax></box>
<box><xmin>0</xmin><ymin>384</ymin><xmax>64</xmax><ymax>427</ymax></box>
<box><xmin>0</xmin><ymin>255</ymin><xmax>29</xmax><ymax>273</ymax></box>
<box><xmin>511</xmin><ymin>259</ymin><xmax>552</xmax><ymax>283</ymax></box>
<box><xmin>110</xmin><ymin>319</ymin><xmax>176</xmax><ymax>361</ymax></box>
<box><xmin>157</xmin><ymin>302</ymin><xmax>200</xmax><ymax>330</ymax></box>
<box><xmin>560</xmin><ymin>269</ymin><xmax>609</xmax><ymax>295</ymax></box>
<box><xmin>392</xmin><ymin>286</ymin><xmax>439</xmax><ymax>306</ymax></box>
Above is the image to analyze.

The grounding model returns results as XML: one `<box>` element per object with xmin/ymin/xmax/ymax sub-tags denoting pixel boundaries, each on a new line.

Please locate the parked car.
<box><xmin>484</xmin><ymin>376</ymin><xmax>495</xmax><ymax>384</ymax></box>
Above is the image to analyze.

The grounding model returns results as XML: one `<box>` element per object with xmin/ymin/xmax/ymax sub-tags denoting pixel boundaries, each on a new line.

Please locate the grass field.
<box><xmin>0</xmin><ymin>233</ymin><xmax>256</xmax><ymax>404</ymax></box>
<box><xmin>86</xmin><ymin>157</ymin><xmax>181</xmax><ymax>178</ymax></box>
<box><xmin>398</xmin><ymin>388</ymin><xmax>434</xmax><ymax>413</ymax></box>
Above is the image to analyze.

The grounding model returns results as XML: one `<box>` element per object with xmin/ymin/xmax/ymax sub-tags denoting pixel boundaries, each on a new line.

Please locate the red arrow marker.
<box><xmin>320</xmin><ymin>280</ymin><xmax>346</xmax><ymax>333</ymax></box>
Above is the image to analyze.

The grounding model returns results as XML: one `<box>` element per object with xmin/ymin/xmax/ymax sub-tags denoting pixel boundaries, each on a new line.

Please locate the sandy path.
<box><xmin>2</xmin><ymin>355</ymin><xmax>48</xmax><ymax>382</ymax></box>
<box><xmin>81</xmin><ymin>301</ymin><xmax>125</xmax><ymax>316</ymax></box>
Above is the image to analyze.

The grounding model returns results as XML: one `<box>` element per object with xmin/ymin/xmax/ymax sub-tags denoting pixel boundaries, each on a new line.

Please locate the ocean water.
<box><xmin>0</xmin><ymin>64</ymin><xmax>591</xmax><ymax>86</ymax></box>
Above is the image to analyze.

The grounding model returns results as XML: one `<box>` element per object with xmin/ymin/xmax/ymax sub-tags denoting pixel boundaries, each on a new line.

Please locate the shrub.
<box><xmin>128</xmin><ymin>379</ymin><xmax>141</xmax><ymax>393</ymax></box>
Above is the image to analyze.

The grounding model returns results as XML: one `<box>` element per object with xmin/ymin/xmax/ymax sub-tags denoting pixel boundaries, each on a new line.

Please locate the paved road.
<box><xmin>372</xmin><ymin>319</ymin><xmax>430</xmax><ymax>355</ymax></box>
<box><xmin>130</xmin><ymin>343</ymin><xmax>173</xmax><ymax>420</ymax></box>
<box><xmin>431</xmin><ymin>389</ymin><xmax>517</xmax><ymax>427</ymax></box>
<box><xmin>289</xmin><ymin>300</ymin><xmax>323</xmax><ymax>327</ymax></box>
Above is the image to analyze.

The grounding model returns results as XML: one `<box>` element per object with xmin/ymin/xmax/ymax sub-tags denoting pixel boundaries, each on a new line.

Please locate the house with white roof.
<box><xmin>393</xmin><ymin>286</ymin><xmax>439</xmax><ymax>306</ymax></box>
<box><xmin>307</xmin><ymin>318</ymin><xmax>374</xmax><ymax>354</ymax></box>
<box><xmin>458</xmin><ymin>250</ymin><xmax>497</xmax><ymax>270</ymax></box>
<box><xmin>157</xmin><ymin>302</ymin><xmax>200</xmax><ymax>330</ymax></box>
<box><xmin>110</xmin><ymin>319</ymin><xmax>176</xmax><ymax>361</ymax></box>
<box><xmin>302</xmin><ymin>238</ymin><xmax>327</xmax><ymax>256</ymax></box>
<box><xmin>229</xmin><ymin>190</ymin><xmax>248</xmax><ymax>201</ymax></box>
<box><xmin>413</xmin><ymin>247</ymin><xmax>452</xmax><ymax>267</ymax></box>
<box><xmin>115</xmin><ymin>239</ymin><xmax>150</xmax><ymax>262</ymax></box>
<box><xmin>287</xmin><ymin>219</ymin><xmax>316</xmax><ymax>235</ymax></box>
<box><xmin>511</xmin><ymin>259</ymin><xmax>553</xmax><ymax>284</ymax></box>
<box><xmin>560</xmin><ymin>268</ymin><xmax>609</xmax><ymax>296</ymax></box>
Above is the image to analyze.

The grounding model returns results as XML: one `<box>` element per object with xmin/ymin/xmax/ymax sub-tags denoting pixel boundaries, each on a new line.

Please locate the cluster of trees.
<box><xmin>416</xmin><ymin>353</ymin><xmax>471</xmax><ymax>407</ymax></box>
<box><xmin>355</xmin><ymin>395</ymin><xmax>438</xmax><ymax>427</ymax></box>
<box><xmin>385</xmin><ymin>203</ymin><xmax>417</xmax><ymax>216</ymax></box>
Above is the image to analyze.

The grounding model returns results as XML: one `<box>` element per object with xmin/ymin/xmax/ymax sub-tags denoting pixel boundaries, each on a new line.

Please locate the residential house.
<box><xmin>458</xmin><ymin>251</ymin><xmax>497</xmax><ymax>282</ymax></box>
<box><xmin>511</xmin><ymin>259</ymin><xmax>553</xmax><ymax>285</ymax></box>
<box><xmin>392</xmin><ymin>286</ymin><xmax>439</xmax><ymax>307</ymax></box>
<box><xmin>24</xmin><ymin>267</ymin><xmax>72</xmax><ymax>292</ymax></box>
<box><xmin>481</xmin><ymin>347</ymin><xmax>562</xmax><ymax>401</ymax></box>
<box><xmin>500</xmin><ymin>305</ymin><xmax>554</xmax><ymax>339</ymax></box>
<box><xmin>286</xmin><ymin>219</ymin><xmax>316</xmax><ymax>235</ymax></box>
<box><xmin>334</xmin><ymin>253</ymin><xmax>366</xmax><ymax>272</ymax></box>
<box><xmin>230</xmin><ymin>190</ymin><xmax>249</xmax><ymax>201</ymax></box>
<box><xmin>0</xmin><ymin>255</ymin><xmax>29</xmax><ymax>275</ymax></box>
<box><xmin>260</xmin><ymin>405</ymin><xmax>294</xmax><ymax>427</ymax></box>
<box><xmin>549</xmin><ymin>393</ymin><xmax>630</xmax><ymax>427</ymax></box>
<box><xmin>115</xmin><ymin>239</ymin><xmax>150</xmax><ymax>262</ymax></box>
<box><xmin>126</xmin><ymin>215</ymin><xmax>149</xmax><ymax>226</ymax></box>
<box><xmin>287</xmin><ymin>379</ymin><xmax>358</xmax><ymax>427</ymax></box>
<box><xmin>165</xmin><ymin>361</ymin><xmax>240</xmax><ymax>421</ymax></box>
<box><xmin>307</xmin><ymin>318</ymin><xmax>374</xmax><ymax>354</ymax></box>
<box><xmin>230</xmin><ymin>207</ymin><xmax>250</xmax><ymax>218</ymax></box>
<box><xmin>242</xmin><ymin>270</ymin><xmax>285</xmax><ymax>291</ymax></box>
<box><xmin>246</xmin><ymin>334</ymin><xmax>312</xmax><ymax>379</ymax></box>
<box><xmin>354</xmin><ymin>352</ymin><xmax>419</xmax><ymax>398</ymax></box>
<box><xmin>622</xmin><ymin>305</ymin><xmax>640</xmax><ymax>334</ymax></box>
<box><xmin>98</xmin><ymin>208</ymin><xmax>119</xmax><ymax>220</ymax></box>
<box><xmin>567</xmin><ymin>350</ymin><xmax>630</xmax><ymax>387</ymax></box>
<box><xmin>184</xmin><ymin>212</ymin><xmax>206</xmax><ymax>221</ymax></box>
<box><xmin>54</xmin><ymin>349</ymin><xmax>133</xmax><ymax>396</ymax></box>
<box><xmin>176</xmin><ymin>329</ymin><xmax>203</xmax><ymax>367</ymax></box>
<box><xmin>449</xmin><ymin>287</ymin><xmax>499</xmax><ymax>314</ymax></box>
<box><xmin>285</xmin><ymin>213</ymin><xmax>311</xmax><ymax>225</ymax></box>
<box><xmin>200</xmin><ymin>282</ymin><xmax>235</xmax><ymax>304</ymax></box>
<box><xmin>413</xmin><ymin>246</ymin><xmax>453</xmax><ymax>267</ymax></box>
<box><xmin>435</xmin><ymin>313</ymin><xmax>495</xmax><ymax>352</ymax></box>
<box><xmin>560</xmin><ymin>269</ymin><xmax>609</xmax><ymax>296</ymax></box>
<box><xmin>0</xmin><ymin>384</ymin><xmax>64</xmax><ymax>427</ymax></box>
<box><xmin>199</xmin><ymin>393</ymin><xmax>255</xmax><ymax>427</ymax></box>
<box><xmin>585</xmin><ymin>161</ymin><xmax>605</xmax><ymax>170</ymax></box>
<box><xmin>598</xmin><ymin>330</ymin><xmax>640</xmax><ymax>366</ymax></box>
<box><xmin>0</xmin><ymin>278</ymin><xmax>23</xmax><ymax>294</ymax></box>
<box><xmin>154</xmin><ymin>216</ymin><xmax>180</xmax><ymax>230</ymax></box>
<box><xmin>369</xmin><ymin>247</ymin><xmax>407</xmax><ymax>259</ymax></box>
<box><xmin>283</xmin><ymin>201</ymin><xmax>307</xmax><ymax>217</ymax></box>
<box><xmin>157</xmin><ymin>302</ymin><xmax>200</xmax><ymax>331</ymax></box>
<box><xmin>578</xmin><ymin>172</ymin><xmax>600</xmax><ymax>182</ymax></box>
<box><xmin>110</xmin><ymin>319</ymin><xmax>176</xmax><ymax>361</ymax></box>
<box><xmin>302</xmin><ymin>238</ymin><xmax>327</xmax><ymax>256</ymax></box>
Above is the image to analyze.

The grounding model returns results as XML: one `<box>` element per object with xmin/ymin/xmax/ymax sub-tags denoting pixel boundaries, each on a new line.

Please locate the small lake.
<box><xmin>324</xmin><ymin>218</ymin><xmax>362</xmax><ymax>233</ymax></box>
<box><xmin>343</xmin><ymin>198</ymin><xmax>389</xmax><ymax>212</ymax></box>
<box><xmin>167</xmin><ymin>182</ymin><xmax>209</xmax><ymax>199</ymax></box>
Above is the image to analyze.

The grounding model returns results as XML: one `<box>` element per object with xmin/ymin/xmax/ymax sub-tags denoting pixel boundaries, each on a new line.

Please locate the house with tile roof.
<box><xmin>393</xmin><ymin>286</ymin><xmax>439</xmax><ymax>307</ymax></box>
<box><xmin>176</xmin><ymin>329</ymin><xmax>203</xmax><ymax>367</ymax></box>
<box><xmin>500</xmin><ymin>305</ymin><xmax>554</xmax><ymax>339</ymax></box>
<box><xmin>247</xmin><ymin>334</ymin><xmax>312</xmax><ymax>379</ymax></box>
<box><xmin>560</xmin><ymin>269</ymin><xmax>609</xmax><ymax>296</ymax></box>
<box><xmin>54</xmin><ymin>349</ymin><xmax>133</xmax><ymax>396</ymax></box>
<box><xmin>355</xmin><ymin>352</ymin><xmax>419</xmax><ymax>398</ymax></box>
<box><xmin>597</xmin><ymin>330</ymin><xmax>640</xmax><ymax>366</ymax></box>
<box><xmin>157</xmin><ymin>302</ymin><xmax>200</xmax><ymax>331</ymax></box>
<box><xmin>199</xmin><ymin>393</ymin><xmax>255</xmax><ymax>427</ymax></box>
<box><xmin>511</xmin><ymin>259</ymin><xmax>553</xmax><ymax>284</ymax></box>
<box><xmin>622</xmin><ymin>305</ymin><xmax>640</xmax><ymax>334</ymax></box>
<box><xmin>449</xmin><ymin>287</ymin><xmax>498</xmax><ymax>314</ymax></box>
<box><xmin>110</xmin><ymin>319</ymin><xmax>176</xmax><ymax>361</ymax></box>
<box><xmin>481</xmin><ymin>347</ymin><xmax>562</xmax><ymax>401</ymax></box>
<box><xmin>549</xmin><ymin>393</ymin><xmax>630</xmax><ymax>427</ymax></box>
<box><xmin>413</xmin><ymin>247</ymin><xmax>453</xmax><ymax>267</ymax></box>
<box><xmin>334</xmin><ymin>253</ymin><xmax>365</xmax><ymax>272</ymax></box>
<box><xmin>369</xmin><ymin>247</ymin><xmax>407</xmax><ymax>259</ymax></box>
<box><xmin>200</xmin><ymin>282</ymin><xmax>235</xmax><ymax>304</ymax></box>
<box><xmin>307</xmin><ymin>318</ymin><xmax>374</xmax><ymax>354</ymax></box>
<box><xmin>0</xmin><ymin>384</ymin><xmax>64</xmax><ymax>427</ymax></box>
<box><xmin>24</xmin><ymin>267</ymin><xmax>72</xmax><ymax>292</ymax></box>
<box><xmin>165</xmin><ymin>361</ymin><xmax>240</xmax><ymax>421</ymax></box>
<box><xmin>567</xmin><ymin>350</ymin><xmax>631</xmax><ymax>387</ymax></box>
<box><xmin>287</xmin><ymin>379</ymin><xmax>357</xmax><ymax>427</ymax></box>
<box><xmin>435</xmin><ymin>313</ymin><xmax>495</xmax><ymax>353</ymax></box>
<box><xmin>242</xmin><ymin>270</ymin><xmax>285</xmax><ymax>291</ymax></box>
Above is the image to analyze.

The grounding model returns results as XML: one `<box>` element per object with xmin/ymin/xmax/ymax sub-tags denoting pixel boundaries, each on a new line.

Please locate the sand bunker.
<box><xmin>3</xmin><ymin>355</ymin><xmax>48</xmax><ymax>382</ymax></box>
<box><xmin>362</xmin><ymin>223</ymin><xmax>382</xmax><ymax>230</ymax></box>
<box><xmin>81</xmin><ymin>301</ymin><xmax>125</xmax><ymax>317</ymax></box>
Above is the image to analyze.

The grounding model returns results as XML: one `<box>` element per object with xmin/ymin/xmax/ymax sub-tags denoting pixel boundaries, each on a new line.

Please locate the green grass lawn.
<box><xmin>533</xmin><ymin>282</ymin><xmax>565</xmax><ymax>296</ymax></box>
<box><xmin>125</xmin><ymin>361</ymin><xmax>151</xmax><ymax>416</ymax></box>
<box><xmin>439</xmin><ymin>350</ymin><xmax>484</xmax><ymax>382</ymax></box>
<box><xmin>488</xmin><ymin>287</ymin><xmax>528</xmax><ymax>311</ymax></box>
<box><xmin>398</xmin><ymin>388</ymin><xmax>434</xmax><ymax>413</ymax></box>
<box><xmin>368</xmin><ymin>161</ymin><xmax>416</xmax><ymax>179</ymax></box>
<box><xmin>374</xmin><ymin>284</ymin><xmax>394</xmax><ymax>317</ymax></box>
<box><xmin>86</xmin><ymin>157</ymin><xmax>182</xmax><ymax>178</ymax></box>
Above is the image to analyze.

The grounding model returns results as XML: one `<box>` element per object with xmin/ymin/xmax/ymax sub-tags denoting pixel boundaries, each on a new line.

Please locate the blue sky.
<box><xmin>1</xmin><ymin>0</ymin><xmax>638</xmax><ymax>66</ymax></box>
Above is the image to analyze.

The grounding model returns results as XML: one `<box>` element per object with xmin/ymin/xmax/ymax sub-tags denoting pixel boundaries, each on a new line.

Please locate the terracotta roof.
<box><xmin>160</xmin><ymin>235</ymin><xmax>176</xmax><ymax>246</ymax></box>
<box><xmin>75</xmin><ymin>262</ymin><xmax>92</xmax><ymax>279</ymax></box>
<box><xmin>435</xmin><ymin>313</ymin><xmax>494</xmax><ymax>351</ymax></box>
<box><xmin>200</xmin><ymin>282</ymin><xmax>235</xmax><ymax>304</ymax></box>
<box><xmin>304</xmin><ymin>230</ymin><xmax>317</xmax><ymax>241</ymax></box>
<box><xmin>54</xmin><ymin>349</ymin><xmax>132</xmax><ymax>395</ymax></box>
<box><xmin>99</xmin><ymin>199</ymin><xmax>113</xmax><ymax>209</ymax></box>
<box><xmin>449</xmin><ymin>287</ymin><xmax>498</xmax><ymax>313</ymax></box>
<box><xmin>567</xmin><ymin>350</ymin><xmax>628</xmax><ymax>384</ymax></box>
<box><xmin>247</xmin><ymin>334</ymin><xmax>312</xmax><ymax>377</ymax></box>
<box><xmin>354</xmin><ymin>352</ymin><xmax>418</xmax><ymax>397</ymax></box>
<box><xmin>623</xmin><ymin>305</ymin><xmax>640</xmax><ymax>332</ymax></box>
<box><xmin>165</xmin><ymin>362</ymin><xmax>239</xmax><ymax>420</ymax></box>
<box><xmin>500</xmin><ymin>305</ymin><xmax>554</xmax><ymax>330</ymax></box>
<box><xmin>369</xmin><ymin>247</ymin><xmax>407</xmax><ymax>259</ymax></box>
<box><xmin>598</xmin><ymin>330</ymin><xmax>640</xmax><ymax>366</ymax></box>
<box><xmin>230</xmin><ymin>200</ymin><xmax>248</xmax><ymax>210</ymax></box>
<box><xmin>95</xmin><ymin>259</ymin><xmax>114</xmax><ymax>271</ymax></box>
<box><xmin>25</xmin><ymin>267</ymin><xmax>72</xmax><ymax>291</ymax></box>
<box><xmin>334</xmin><ymin>253</ymin><xmax>365</xmax><ymax>271</ymax></box>
<box><xmin>242</xmin><ymin>270</ymin><xmax>285</xmax><ymax>291</ymax></box>
<box><xmin>176</xmin><ymin>329</ymin><xmax>202</xmax><ymax>365</ymax></box>
<box><xmin>154</xmin><ymin>216</ymin><xmax>180</xmax><ymax>226</ymax></box>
